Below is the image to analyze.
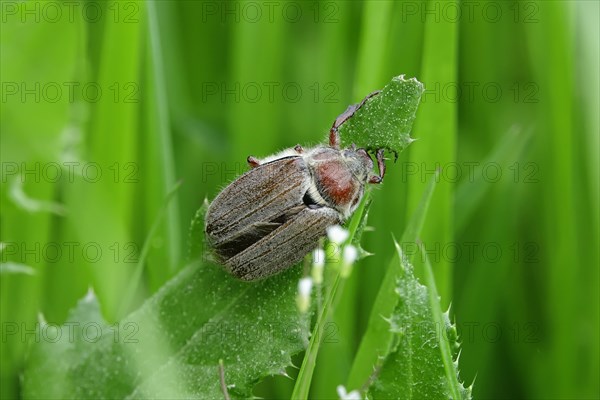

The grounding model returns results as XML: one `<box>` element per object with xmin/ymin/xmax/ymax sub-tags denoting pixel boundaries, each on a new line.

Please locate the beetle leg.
<box><xmin>247</xmin><ymin>156</ymin><xmax>261</xmax><ymax>168</ymax></box>
<box><xmin>329</xmin><ymin>126</ymin><xmax>340</xmax><ymax>149</ymax></box>
<box><xmin>368</xmin><ymin>149</ymin><xmax>386</xmax><ymax>184</ymax></box>
<box><xmin>294</xmin><ymin>144</ymin><xmax>304</xmax><ymax>153</ymax></box>
<box><xmin>356</xmin><ymin>89</ymin><xmax>382</xmax><ymax>109</ymax></box>
<box><xmin>329</xmin><ymin>90</ymin><xmax>382</xmax><ymax>148</ymax></box>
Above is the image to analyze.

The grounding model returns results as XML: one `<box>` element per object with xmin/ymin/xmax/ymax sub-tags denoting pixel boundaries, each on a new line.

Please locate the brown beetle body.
<box><xmin>205</xmin><ymin>92</ymin><xmax>386</xmax><ymax>281</ymax></box>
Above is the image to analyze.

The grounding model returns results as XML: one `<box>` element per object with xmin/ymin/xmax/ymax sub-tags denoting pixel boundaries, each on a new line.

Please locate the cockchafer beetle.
<box><xmin>205</xmin><ymin>91</ymin><xmax>386</xmax><ymax>281</ymax></box>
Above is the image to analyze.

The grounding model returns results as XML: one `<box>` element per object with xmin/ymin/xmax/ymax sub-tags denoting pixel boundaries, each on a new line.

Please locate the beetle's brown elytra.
<box><xmin>205</xmin><ymin>91</ymin><xmax>386</xmax><ymax>281</ymax></box>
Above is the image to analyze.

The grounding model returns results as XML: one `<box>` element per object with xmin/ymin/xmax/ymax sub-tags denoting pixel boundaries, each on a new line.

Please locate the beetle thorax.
<box><xmin>304</xmin><ymin>146</ymin><xmax>373</xmax><ymax>219</ymax></box>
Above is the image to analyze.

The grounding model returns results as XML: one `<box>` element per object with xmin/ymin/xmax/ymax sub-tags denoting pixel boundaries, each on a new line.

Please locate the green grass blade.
<box><xmin>454</xmin><ymin>127</ymin><xmax>531</xmax><ymax>233</ymax></box>
<box><xmin>228</xmin><ymin>5</ymin><xmax>285</xmax><ymax>162</ymax></box>
<box><xmin>117</xmin><ymin>181</ymin><xmax>182</xmax><ymax>318</ymax></box>
<box><xmin>347</xmin><ymin>172</ymin><xmax>438</xmax><ymax>390</ymax></box>
<box><xmin>83</xmin><ymin>0</ymin><xmax>142</xmax><ymax>319</ymax></box>
<box><xmin>291</xmin><ymin>264</ymin><xmax>344</xmax><ymax>400</ymax></box>
<box><xmin>0</xmin><ymin>7</ymin><xmax>86</xmax><ymax>398</ymax></box>
<box><xmin>524</xmin><ymin>3</ymin><xmax>583</xmax><ymax>396</ymax></box>
<box><xmin>407</xmin><ymin>0</ymin><xmax>459</xmax><ymax>304</ymax></box>
<box><xmin>352</xmin><ymin>0</ymin><xmax>394</xmax><ymax>97</ymax></box>
<box><xmin>147</xmin><ymin>0</ymin><xmax>181</xmax><ymax>272</ymax></box>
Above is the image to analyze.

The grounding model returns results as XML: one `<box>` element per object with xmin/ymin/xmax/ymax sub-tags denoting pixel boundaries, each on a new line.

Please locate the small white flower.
<box><xmin>312</xmin><ymin>248</ymin><xmax>325</xmax><ymax>267</ymax></box>
<box><xmin>296</xmin><ymin>277</ymin><xmax>313</xmax><ymax>313</ymax></box>
<box><xmin>340</xmin><ymin>244</ymin><xmax>358</xmax><ymax>278</ymax></box>
<box><xmin>311</xmin><ymin>248</ymin><xmax>325</xmax><ymax>284</ymax></box>
<box><xmin>337</xmin><ymin>385</ymin><xmax>361</xmax><ymax>400</ymax></box>
<box><xmin>298</xmin><ymin>277</ymin><xmax>313</xmax><ymax>296</ymax></box>
<box><xmin>84</xmin><ymin>287</ymin><xmax>97</xmax><ymax>303</ymax></box>
<box><xmin>327</xmin><ymin>225</ymin><xmax>349</xmax><ymax>245</ymax></box>
<box><xmin>343</xmin><ymin>245</ymin><xmax>358</xmax><ymax>265</ymax></box>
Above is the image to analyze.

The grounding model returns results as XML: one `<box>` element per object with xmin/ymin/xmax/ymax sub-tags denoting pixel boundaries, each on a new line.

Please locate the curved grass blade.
<box><xmin>347</xmin><ymin>172</ymin><xmax>438</xmax><ymax>390</ymax></box>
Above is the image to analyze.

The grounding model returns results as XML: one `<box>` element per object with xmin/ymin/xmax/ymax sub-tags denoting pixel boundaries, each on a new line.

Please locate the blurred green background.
<box><xmin>1</xmin><ymin>0</ymin><xmax>598</xmax><ymax>399</ymax></box>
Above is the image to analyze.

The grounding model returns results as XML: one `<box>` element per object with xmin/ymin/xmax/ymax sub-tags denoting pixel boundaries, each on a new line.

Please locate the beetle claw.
<box><xmin>369</xmin><ymin>175</ymin><xmax>383</xmax><ymax>184</ymax></box>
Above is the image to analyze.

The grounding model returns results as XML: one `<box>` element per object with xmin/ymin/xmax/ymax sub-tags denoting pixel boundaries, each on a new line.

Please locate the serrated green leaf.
<box><xmin>23</xmin><ymin>262</ymin><xmax>308</xmax><ymax>399</ymax></box>
<box><xmin>367</xmin><ymin>245</ymin><xmax>471</xmax><ymax>399</ymax></box>
<box><xmin>338</xmin><ymin>75</ymin><xmax>424</xmax><ymax>154</ymax></box>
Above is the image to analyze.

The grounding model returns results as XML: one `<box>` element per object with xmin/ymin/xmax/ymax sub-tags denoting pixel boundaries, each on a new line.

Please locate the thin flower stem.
<box><xmin>291</xmin><ymin>193</ymin><xmax>371</xmax><ymax>399</ymax></box>
<box><xmin>291</xmin><ymin>272</ymin><xmax>342</xmax><ymax>399</ymax></box>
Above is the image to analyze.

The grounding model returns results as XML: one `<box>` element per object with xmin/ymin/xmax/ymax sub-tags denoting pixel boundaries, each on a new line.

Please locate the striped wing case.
<box><xmin>205</xmin><ymin>156</ymin><xmax>341</xmax><ymax>280</ymax></box>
